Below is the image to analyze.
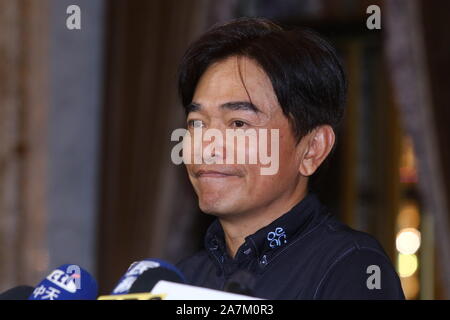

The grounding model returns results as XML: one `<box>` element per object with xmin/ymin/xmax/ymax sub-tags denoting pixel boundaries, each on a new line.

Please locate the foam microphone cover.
<box><xmin>0</xmin><ymin>286</ymin><xmax>34</xmax><ymax>300</ymax></box>
<box><xmin>110</xmin><ymin>259</ymin><xmax>185</xmax><ymax>295</ymax></box>
<box><xmin>129</xmin><ymin>267</ymin><xmax>185</xmax><ymax>293</ymax></box>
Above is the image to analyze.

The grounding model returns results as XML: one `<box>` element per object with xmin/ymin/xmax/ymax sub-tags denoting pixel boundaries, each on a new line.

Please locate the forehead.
<box><xmin>192</xmin><ymin>56</ymin><xmax>280</xmax><ymax>115</ymax></box>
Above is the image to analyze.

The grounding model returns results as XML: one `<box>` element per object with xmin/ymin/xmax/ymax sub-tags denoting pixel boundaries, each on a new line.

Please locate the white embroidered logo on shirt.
<box><xmin>267</xmin><ymin>227</ymin><xmax>287</xmax><ymax>248</ymax></box>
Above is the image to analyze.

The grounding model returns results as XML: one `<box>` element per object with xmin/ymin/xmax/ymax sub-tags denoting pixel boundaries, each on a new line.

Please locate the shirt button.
<box><xmin>259</xmin><ymin>255</ymin><xmax>268</xmax><ymax>266</ymax></box>
<box><xmin>209</xmin><ymin>238</ymin><xmax>219</xmax><ymax>250</ymax></box>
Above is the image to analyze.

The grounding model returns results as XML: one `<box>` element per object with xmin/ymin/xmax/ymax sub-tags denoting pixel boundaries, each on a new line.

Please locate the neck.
<box><xmin>219</xmin><ymin>182</ymin><xmax>308</xmax><ymax>258</ymax></box>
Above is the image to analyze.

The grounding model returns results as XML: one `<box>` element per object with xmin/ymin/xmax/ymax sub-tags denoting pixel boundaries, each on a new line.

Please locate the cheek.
<box><xmin>278</xmin><ymin>129</ymin><xmax>299</xmax><ymax>167</ymax></box>
<box><xmin>185</xmin><ymin>163</ymin><xmax>194</xmax><ymax>174</ymax></box>
<box><xmin>243</xmin><ymin>161</ymin><xmax>298</xmax><ymax>204</ymax></box>
<box><xmin>243</xmin><ymin>168</ymin><xmax>284</xmax><ymax>200</ymax></box>
<box><xmin>246</xmin><ymin>135</ymin><xmax>259</xmax><ymax>163</ymax></box>
<box><xmin>244</xmin><ymin>128</ymin><xmax>299</xmax><ymax>184</ymax></box>
<box><xmin>185</xmin><ymin>164</ymin><xmax>200</xmax><ymax>187</ymax></box>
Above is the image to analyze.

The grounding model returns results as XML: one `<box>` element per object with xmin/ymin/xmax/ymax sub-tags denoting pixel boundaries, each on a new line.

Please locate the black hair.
<box><xmin>177</xmin><ymin>17</ymin><xmax>347</xmax><ymax>141</ymax></box>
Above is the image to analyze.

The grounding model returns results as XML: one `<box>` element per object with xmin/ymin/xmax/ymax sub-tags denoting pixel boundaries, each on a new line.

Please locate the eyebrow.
<box><xmin>185</xmin><ymin>101</ymin><xmax>261</xmax><ymax>114</ymax></box>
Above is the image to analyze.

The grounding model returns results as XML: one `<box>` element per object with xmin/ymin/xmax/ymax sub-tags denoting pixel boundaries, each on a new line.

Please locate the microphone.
<box><xmin>150</xmin><ymin>281</ymin><xmax>262</xmax><ymax>300</ymax></box>
<box><xmin>98</xmin><ymin>259</ymin><xmax>260</xmax><ymax>300</ymax></box>
<box><xmin>98</xmin><ymin>259</ymin><xmax>261</xmax><ymax>300</ymax></box>
<box><xmin>224</xmin><ymin>270</ymin><xmax>256</xmax><ymax>296</ymax></box>
<box><xmin>98</xmin><ymin>259</ymin><xmax>186</xmax><ymax>300</ymax></box>
<box><xmin>28</xmin><ymin>264</ymin><xmax>98</xmax><ymax>300</ymax></box>
<box><xmin>111</xmin><ymin>259</ymin><xmax>184</xmax><ymax>295</ymax></box>
<box><xmin>0</xmin><ymin>286</ymin><xmax>34</xmax><ymax>300</ymax></box>
<box><xmin>129</xmin><ymin>262</ymin><xmax>185</xmax><ymax>293</ymax></box>
<box><xmin>98</xmin><ymin>281</ymin><xmax>262</xmax><ymax>300</ymax></box>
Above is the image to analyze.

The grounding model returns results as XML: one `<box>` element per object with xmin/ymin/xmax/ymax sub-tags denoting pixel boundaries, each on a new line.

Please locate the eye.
<box><xmin>187</xmin><ymin>119</ymin><xmax>205</xmax><ymax>128</ymax></box>
<box><xmin>232</xmin><ymin>120</ymin><xmax>247</xmax><ymax>128</ymax></box>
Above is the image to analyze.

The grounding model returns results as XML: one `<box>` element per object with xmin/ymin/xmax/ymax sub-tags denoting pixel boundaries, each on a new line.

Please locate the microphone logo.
<box><xmin>66</xmin><ymin>264</ymin><xmax>82</xmax><ymax>290</ymax></box>
<box><xmin>125</xmin><ymin>261</ymin><xmax>160</xmax><ymax>277</ymax></box>
<box><xmin>32</xmin><ymin>286</ymin><xmax>61</xmax><ymax>300</ymax></box>
<box><xmin>45</xmin><ymin>265</ymin><xmax>81</xmax><ymax>293</ymax></box>
<box><xmin>112</xmin><ymin>260</ymin><xmax>162</xmax><ymax>295</ymax></box>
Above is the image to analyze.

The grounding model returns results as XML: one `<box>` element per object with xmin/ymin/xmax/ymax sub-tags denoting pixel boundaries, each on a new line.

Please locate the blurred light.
<box><xmin>400</xmin><ymin>167</ymin><xmax>418</xmax><ymax>184</ymax></box>
<box><xmin>400</xmin><ymin>136</ymin><xmax>418</xmax><ymax>183</ymax></box>
<box><xmin>400</xmin><ymin>274</ymin><xmax>419</xmax><ymax>299</ymax></box>
<box><xmin>398</xmin><ymin>253</ymin><xmax>418</xmax><ymax>277</ymax></box>
<box><xmin>399</xmin><ymin>167</ymin><xmax>418</xmax><ymax>184</ymax></box>
<box><xmin>397</xmin><ymin>202</ymin><xmax>420</xmax><ymax>229</ymax></box>
<box><xmin>396</xmin><ymin>228</ymin><xmax>421</xmax><ymax>254</ymax></box>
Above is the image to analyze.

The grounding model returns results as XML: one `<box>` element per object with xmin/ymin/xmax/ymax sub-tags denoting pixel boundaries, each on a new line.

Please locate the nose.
<box><xmin>201</xmin><ymin>128</ymin><xmax>226</xmax><ymax>164</ymax></box>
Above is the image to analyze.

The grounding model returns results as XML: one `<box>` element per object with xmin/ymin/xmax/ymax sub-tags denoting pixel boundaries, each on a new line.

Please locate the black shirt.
<box><xmin>176</xmin><ymin>193</ymin><xmax>405</xmax><ymax>299</ymax></box>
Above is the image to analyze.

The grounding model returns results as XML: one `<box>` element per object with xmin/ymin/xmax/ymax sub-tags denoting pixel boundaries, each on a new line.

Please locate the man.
<box><xmin>175</xmin><ymin>17</ymin><xmax>404</xmax><ymax>299</ymax></box>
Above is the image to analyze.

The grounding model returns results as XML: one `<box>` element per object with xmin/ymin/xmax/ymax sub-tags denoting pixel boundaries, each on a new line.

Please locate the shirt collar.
<box><xmin>204</xmin><ymin>193</ymin><xmax>326</xmax><ymax>271</ymax></box>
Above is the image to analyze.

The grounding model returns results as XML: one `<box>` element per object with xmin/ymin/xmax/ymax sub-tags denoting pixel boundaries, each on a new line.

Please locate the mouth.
<box><xmin>195</xmin><ymin>169</ymin><xmax>240</xmax><ymax>178</ymax></box>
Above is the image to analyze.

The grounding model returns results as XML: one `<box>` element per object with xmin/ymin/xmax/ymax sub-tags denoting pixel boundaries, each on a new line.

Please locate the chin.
<box><xmin>198</xmin><ymin>196</ymin><xmax>240</xmax><ymax>216</ymax></box>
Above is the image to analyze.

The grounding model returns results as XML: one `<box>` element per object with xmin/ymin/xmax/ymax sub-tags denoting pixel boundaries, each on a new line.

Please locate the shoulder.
<box><xmin>305</xmin><ymin>214</ymin><xmax>392</xmax><ymax>263</ymax></box>
<box><xmin>309</xmin><ymin>216</ymin><xmax>404</xmax><ymax>299</ymax></box>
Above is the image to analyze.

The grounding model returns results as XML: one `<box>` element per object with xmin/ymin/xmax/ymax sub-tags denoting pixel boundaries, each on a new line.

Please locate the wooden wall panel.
<box><xmin>97</xmin><ymin>0</ymin><xmax>213</xmax><ymax>293</ymax></box>
<box><xmin>0</xmin><ymin>0</ymin><xmax>49</xmax><ymax>290</ymax></box>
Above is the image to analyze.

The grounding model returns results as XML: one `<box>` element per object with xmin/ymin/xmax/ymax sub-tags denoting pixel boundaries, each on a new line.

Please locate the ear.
<box><xmin>298</xmin><ymin>125</ymin><xmax>335</xmax><ymax>177</ymax></box>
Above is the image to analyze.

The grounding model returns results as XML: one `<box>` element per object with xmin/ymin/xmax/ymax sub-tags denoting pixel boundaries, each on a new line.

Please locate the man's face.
<box><xmin>185</xmin><ymin>56</ymin><xmax>305</xmax><ymax>219</ymax></box>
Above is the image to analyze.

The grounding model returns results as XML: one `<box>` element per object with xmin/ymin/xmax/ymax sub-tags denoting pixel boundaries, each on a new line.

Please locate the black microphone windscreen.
<box><xmin>0</xmin><ymin>286</ymin><xmax>34</xmax><ymax>300</ymax></box>
<box><xmin>129</xmin><ymin>268</ymin><xmax>184</xmax><ymax>293</ymax></box>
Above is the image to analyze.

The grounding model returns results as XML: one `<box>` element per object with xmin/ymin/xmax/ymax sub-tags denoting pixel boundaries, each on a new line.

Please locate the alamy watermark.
<box><xmin>366</xmin><ymin>5</ymin><xmax>381</xmax><ymax>30</ymax></box>
<box><xmin>66</xmin><ymin>5</ymin><xmax>81</xmax><ymax>30</ymax></box>
<box><xmin>171</xmin><ymin>128</ymin><xmax>280</xmax><ymax>175</ymax></box>
<box><xmin>366</xmin><ymin>265</ymin><xmax>381</xmax><ymax>290</ymax></box>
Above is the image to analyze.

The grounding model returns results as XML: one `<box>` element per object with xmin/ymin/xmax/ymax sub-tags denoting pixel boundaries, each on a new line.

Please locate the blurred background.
<box><xmin>0</xmin><ymin>0</ymin><xmax>449</xmax><ymax>299</ymax></box>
